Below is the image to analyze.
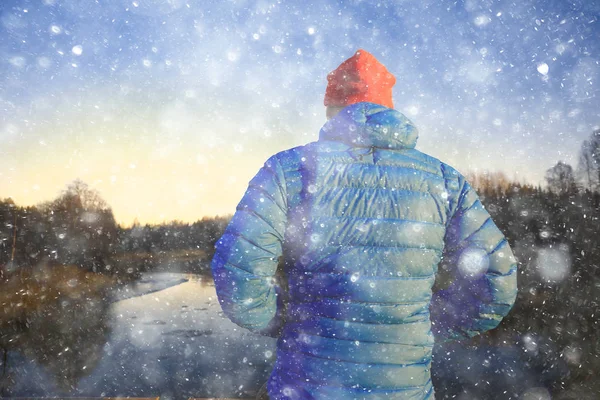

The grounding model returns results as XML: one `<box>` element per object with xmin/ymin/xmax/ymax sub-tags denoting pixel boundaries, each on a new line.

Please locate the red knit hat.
<box><xmin>324</xmin><ymin>49</ymin><xmax>396</xmax><ymax>109</ymax></box>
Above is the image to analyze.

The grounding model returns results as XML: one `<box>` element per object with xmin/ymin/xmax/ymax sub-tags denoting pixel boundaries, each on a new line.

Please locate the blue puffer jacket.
<box><xmin>212</xmin><ymin>102</ymin><xmax>518</xmax><ymax>399</ymax></box>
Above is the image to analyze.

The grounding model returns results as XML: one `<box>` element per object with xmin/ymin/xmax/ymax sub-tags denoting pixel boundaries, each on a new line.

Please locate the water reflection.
<box><xmin>11</xmin><ymin>295</ymin><xmax>111</xmax><ymax>390</ymax></box>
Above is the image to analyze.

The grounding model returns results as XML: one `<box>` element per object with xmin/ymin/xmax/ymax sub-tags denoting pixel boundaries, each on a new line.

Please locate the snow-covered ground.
<box><xmin>6</xmin><ymin>273</ymin><xmax>276</xmax><ymax>399</ymax></box>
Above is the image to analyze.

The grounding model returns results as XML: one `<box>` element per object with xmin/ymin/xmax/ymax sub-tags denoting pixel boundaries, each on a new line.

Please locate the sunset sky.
<box><xmin>1</xmin><ymin>0</ymin><xmax>599</xmax><ymax>225</ymax></box>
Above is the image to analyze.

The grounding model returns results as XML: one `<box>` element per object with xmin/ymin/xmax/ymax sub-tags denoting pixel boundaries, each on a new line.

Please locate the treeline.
<box><xmin>114</xmin><ymin>216</ymin><xmax>229</xmax><ymax>275</ymax></box>
<box><xmin>0</xmin><ymin>179</ymin><xmax>229</xmax><ymax>279</ymax></box>
<box><xmin>0</xmin><ymin>180</ymin><xmax>117</xmax><ymax>276</ymax></box>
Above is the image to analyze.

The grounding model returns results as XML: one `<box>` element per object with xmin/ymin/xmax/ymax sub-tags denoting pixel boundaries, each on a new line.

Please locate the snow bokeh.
<box><xmin>457</xmin><ymin>247</ymin><xmax>490</xmax><ymax>278</ymax></box>
<box><xmin>534</xmin><ymin>245</ymin><xmax>571</xmax><ymax>284</ymax></box>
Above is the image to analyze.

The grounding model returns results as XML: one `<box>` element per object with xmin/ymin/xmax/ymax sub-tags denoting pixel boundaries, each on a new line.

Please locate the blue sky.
<box><xmin>1</xmin><ymin>0</ymin><xmax>599</xmax><ymax>223</ymax></box>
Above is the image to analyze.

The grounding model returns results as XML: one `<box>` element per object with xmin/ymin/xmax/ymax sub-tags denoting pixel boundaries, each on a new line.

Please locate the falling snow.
<box><xmin>537</xmin><ymin>62</ymin><xmax>549</xmax><ymax>75</ymax></box>
<box><xmin>1</xmin><ymin>0</ymin><xmax>599</xmax><ymax>398</ymax></box>
<box><xmin>71</xmin><ymin>45</ymin><xmax>83</xmax><ymax>56</ymax></box>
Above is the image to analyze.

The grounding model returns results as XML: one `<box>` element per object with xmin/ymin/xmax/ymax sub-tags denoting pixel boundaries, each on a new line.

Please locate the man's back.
<box><xmin>212</xmin><ymin>102</ymin><xmax>518</xmax><ymax>399</ymax></box>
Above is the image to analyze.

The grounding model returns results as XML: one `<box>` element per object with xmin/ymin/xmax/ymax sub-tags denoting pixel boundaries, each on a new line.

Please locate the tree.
<box><xmin>577</xmin><ymin>129</ymin><xmax>600</xmax><ymax>192</ymax></box>
<box><xmin>41</xmin><ymin>180</ymin><xmax>117</xmax><ymax>272</ymax></box>
<box><xmin>545</xmin><ymin>161</ymin><xmax>578</xmax><ymax>195</ymax></box>
<box><xmin>465</xmin><ymin>170</ymin><xmax>512</xmax><ymax>197</ymax></box>
<box><xmin>0</xmin><ymin>199</ymin><xmax>49</xmax><ymax>274</ymax></box>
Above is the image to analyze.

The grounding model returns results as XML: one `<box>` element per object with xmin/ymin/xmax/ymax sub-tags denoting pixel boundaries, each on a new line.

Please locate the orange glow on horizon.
<box><xmin>1</xmin><ymin>107</ymin><xmax>304</xmax><ymax>226</ymax></box>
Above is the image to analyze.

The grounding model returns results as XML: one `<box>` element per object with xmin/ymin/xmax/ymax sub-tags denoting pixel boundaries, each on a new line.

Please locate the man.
<box><xmin>211</xmin><ymin>49</ymin><xmax>518</xmax><ymax>399</ymax></box>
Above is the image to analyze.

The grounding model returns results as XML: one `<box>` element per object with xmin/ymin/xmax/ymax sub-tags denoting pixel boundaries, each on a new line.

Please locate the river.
<box><xmin>3</xmin><ymin>273</ymin><xmax>276</xmax><ymax>399</ymax></box>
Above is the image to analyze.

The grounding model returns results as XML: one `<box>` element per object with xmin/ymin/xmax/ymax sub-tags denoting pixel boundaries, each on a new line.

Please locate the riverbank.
<box><xmin>0</xmin><ymin>263</ymin><xmax>116</xmax><ymax>327</ymax></box>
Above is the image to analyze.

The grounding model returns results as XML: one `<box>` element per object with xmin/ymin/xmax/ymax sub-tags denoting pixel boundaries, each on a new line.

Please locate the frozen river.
<box><xmin>5</xmin><ymin>273</ymin><xmax>276</xmax><ymax>399</ymax></box>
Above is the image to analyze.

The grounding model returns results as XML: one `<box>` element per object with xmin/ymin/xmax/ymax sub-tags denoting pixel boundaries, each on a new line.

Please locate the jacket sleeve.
<box><xmin>430</xmin><ymin>175</ymin><xmax>518</xmax><ymax>342</ymax></box>
<box><xmin>211</xmin><ymin>155</ymin><xmax>288</xmax><ymax>335</ymax></box>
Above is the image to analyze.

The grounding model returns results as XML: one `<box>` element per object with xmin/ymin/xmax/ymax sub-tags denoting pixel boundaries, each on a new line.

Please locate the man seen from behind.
<box><xmin>211</xmin><ymin>49</ymin><xmax>518</xmax><ymax>400</ymax></box>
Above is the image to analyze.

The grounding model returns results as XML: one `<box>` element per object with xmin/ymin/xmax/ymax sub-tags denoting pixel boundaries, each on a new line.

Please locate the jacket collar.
<box><xmin>319</xmin><ymin>102</ymin><xmax>419</xmax><ymax>150</ymax></box>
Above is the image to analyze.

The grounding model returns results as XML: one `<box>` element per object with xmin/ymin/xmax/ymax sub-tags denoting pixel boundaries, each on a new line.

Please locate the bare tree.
<box><xmin>61</xmin><ymin>179</ymin><xmax>110</xmax><ymax>211</ymax></box>
<box><xmin>40</xmin><ymin>180</ymin><xmax>117</xmax><ymax>272</ymax></box>
<box><xmin>545</xmin><ymin>161</ymin><xmax>578</xmax><ymax>195</ymax></box>
<box><xmin>577</xmin><ymin>129</ymin><xmax>600</xmax><ymax>192</ymax></box>
<box><xmin>465</xmin><ymin>170</ymin><xmax>512</xmax><ymax>196</ymax></box>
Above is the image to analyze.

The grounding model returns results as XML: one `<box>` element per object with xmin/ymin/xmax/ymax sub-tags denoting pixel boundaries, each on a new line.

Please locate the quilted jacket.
<box><xmin>211</xmin><ymin>102</ymin><xmax>518</xmax><ymax>399</ymax></box>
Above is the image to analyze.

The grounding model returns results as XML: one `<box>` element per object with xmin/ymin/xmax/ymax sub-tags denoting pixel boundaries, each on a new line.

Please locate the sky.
<box><xmin>1</xmin><ymin>0</ymin><xmax>599</xmax><ymax>225</ymax></box>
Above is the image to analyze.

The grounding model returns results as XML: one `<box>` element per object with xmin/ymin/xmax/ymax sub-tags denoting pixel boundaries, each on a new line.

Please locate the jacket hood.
<box><xmin>319</xmin><ymin>102</ymin><xmax>419</xmax><ymax>150</ymax></box>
